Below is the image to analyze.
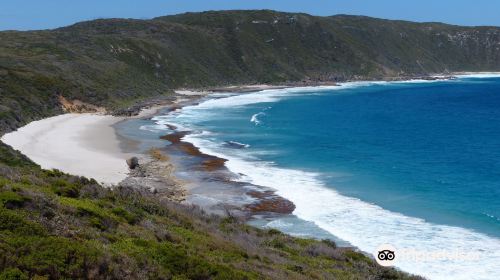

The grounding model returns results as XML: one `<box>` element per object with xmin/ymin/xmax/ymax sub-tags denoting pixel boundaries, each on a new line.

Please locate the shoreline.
<box><xmin>171</xmin><ymin>72</ymin><xmax>500</xmax><ymax>97</ymax></box>
<box><xmin>158</xmin><ymin>130</ymin><xmax>297</xmax><ymax>217</ymax></box>
<box><xmin>140</xmin><ymin>73</ymin><xmax>500</xmax><ymax>280</ymax></box>
<box><xmin>2</xmin><ymin>72</ymin><xmax>498</xmax><ymax>194</ymax></box>
<box><xmin>2</xmin><ymin>72</ymin><xmax>498</xmax><ymax>187</ymax></box>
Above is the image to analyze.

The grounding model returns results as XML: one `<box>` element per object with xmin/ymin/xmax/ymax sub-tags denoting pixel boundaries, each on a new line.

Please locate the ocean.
<box><xmin>119</xmin><ymin>75</ymin><xmax>500</xmax><ymax>280</ymax></box>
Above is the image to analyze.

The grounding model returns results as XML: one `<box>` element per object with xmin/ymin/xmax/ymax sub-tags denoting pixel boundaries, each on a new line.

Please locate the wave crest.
<box><xmin>250</xmin><ymin>112</ymin><xmax>265</xmax><ymax>125</ymax></box>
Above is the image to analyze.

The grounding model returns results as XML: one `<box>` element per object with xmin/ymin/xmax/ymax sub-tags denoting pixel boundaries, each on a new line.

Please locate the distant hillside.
<box><xmin>1</xmin><ymin>10</ymin><xmax>499</xmax><ymax>131</ymax></box>
<box><xmin>1</xmin><ymin>10</ymin><xmax>499</xmax><ymax>132</ymax></box>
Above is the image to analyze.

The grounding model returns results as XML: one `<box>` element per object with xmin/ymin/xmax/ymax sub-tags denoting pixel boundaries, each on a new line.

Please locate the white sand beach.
<box><xmin>1</xmin><ymin>114</ymin><xmax>131</xmax><ymax>185</ymax></box>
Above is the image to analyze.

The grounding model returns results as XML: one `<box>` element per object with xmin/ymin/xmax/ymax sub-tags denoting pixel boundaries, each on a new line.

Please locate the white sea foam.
<box><xmin>264</xmin><ymin>219</ymin><xmax>294</xmax><ymax>229</ymax></box>
<box><xmin>225</xmin><ymin>141</ymin><xmax>250</xmax><ymax>148</ymax></box>
<box><xmin>250</xmin><ymin>112</ymin><xmax>265</xmax><ymax>125</ymax></box>
<box><xmin>183</xmin><ymin>133</ymin><xmax>500</xmax><ymax>280</ymax></box>
<box><xmin>139</xmin><ymin>124</ymin><xmax>167</xmax><ymax>132</ymax></box>
<box><xmin>484</xmin><ymin>213</ymin><xmax>500</xmax><ymax>222</ymax></box>
<box><xmin>158</xmin><ymin>81</ymin><xmax>500</xmax><ymax>279</ymax></box>
<box><xmin>151</xmin><ymin>116</ymin><xmax>191</xmax><ymax>132</ymax></box>
<box><xmin>176</xmin><ymin>80</ymin><xmax>458</xmax><ymax>116</ymax></box>
<box><xmin>455</xmin><ymin>72</ymin><xmax>500</xmax><ymax>78</ymax></box>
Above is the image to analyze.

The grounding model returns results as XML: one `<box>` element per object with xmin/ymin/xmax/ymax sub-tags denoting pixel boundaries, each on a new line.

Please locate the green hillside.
<box><xmin>1</xmin><ymin>10</ymin><xmax>499</xmax><ymax>133</ymax></box>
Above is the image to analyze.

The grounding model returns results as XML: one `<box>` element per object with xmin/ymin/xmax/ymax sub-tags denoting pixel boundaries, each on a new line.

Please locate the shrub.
<box><xmin>111</xmin><ymin>207</ymin><xmax>141</xmax><ymax>224</ymax></box>
<box><xmin>267</xmin><ymin>228</ymin><xmax>282</xmax><ymax>235</ymax></box>
<box><xmin>51</xmin><ymin>179</ymin><xmax>80</xmax><ymax>198</ymax></box>
<box><xmin>42</xmin><ymin>169</ymin><xmax>64</xmax><ymax>178</ymax></box>
<box><xmin>321</xmin><ymin>238</ymin><xmax>337</xmax><ymax>249</ymax></box>
<box><xmin>0</xmin><ymin>178</ymin><xmax>9</xmax><ymax>188</ymax></box>
<box><xmin>268</xmin><ymin>237</ymin><xmax>286</xmax><ymax>249</ymax></box>
<box><xmin>0</xmin><ymin>208</ymin><xmax>45</xmax><ymax>236</ymax></box>
<box><xmin>1</xmin><ymin>236</ymin><xmax>102</xmax><ymax>279</ymax></box>
<box><xmin>0</xmin><ymin>268</ymin><xmax>29</xmax><ymax>280</ymax></box>
<box><xmin>59</xmin><ymin>197</ymin><xmax>118</xmax><ymax>230</ymax></box>
<box><xmin>60</xmin><ymin>197</ymin><xmax>105</xmax><ymax>217</ymax></box>
<box><xmin>0</xmin><ymin>191</ymin><xmax>30</xmax><ymax>209</ymax></box>
<box><xmin>287</xmin><ymin>264</ymin><xmax>304</xmax><ymax>273</ymax></box>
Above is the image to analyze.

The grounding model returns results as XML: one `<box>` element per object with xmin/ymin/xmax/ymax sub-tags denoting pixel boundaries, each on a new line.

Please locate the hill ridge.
<box><xmin>1</xmin><ymin>10</ymin><xmax>499</xmax><ymax>133</ymax></box>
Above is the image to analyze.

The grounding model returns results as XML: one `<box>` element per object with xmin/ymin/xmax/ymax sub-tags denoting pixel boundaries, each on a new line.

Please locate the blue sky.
<box><xmin>1</xmin><ymin>0</ymin><xmax>499</xmax><ymax>31</ymax></box>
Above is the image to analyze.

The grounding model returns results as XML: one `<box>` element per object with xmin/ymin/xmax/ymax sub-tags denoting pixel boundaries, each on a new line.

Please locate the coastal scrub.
<box><xmin>0</xmin><ymin>142</ymin><xmax>420</xmax><ymax>279</ymax></box>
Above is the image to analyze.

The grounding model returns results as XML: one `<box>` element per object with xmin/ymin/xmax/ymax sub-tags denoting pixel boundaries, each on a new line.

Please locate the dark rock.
<box><xmin>126</xmin><ymin>157</ymin><xmax>139</xmax><ymax>169</ymax></box>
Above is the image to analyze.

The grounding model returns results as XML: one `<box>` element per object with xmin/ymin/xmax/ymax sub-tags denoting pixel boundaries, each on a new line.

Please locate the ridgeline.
<box><xmin>1</xmin><ymin>10</ymin><xmax>499</xmax><ymax>133</ymax></box>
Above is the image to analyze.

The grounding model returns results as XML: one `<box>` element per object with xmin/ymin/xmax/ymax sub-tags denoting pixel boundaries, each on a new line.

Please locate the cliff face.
<box><xmin>0</xmin><ymin>10</ymin><xmax>499</xmax><ymax>133</ymax></box>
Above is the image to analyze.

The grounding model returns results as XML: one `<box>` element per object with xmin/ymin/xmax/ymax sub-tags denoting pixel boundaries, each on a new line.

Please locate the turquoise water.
<box><xmin>146</xmin><ymin>76</ymin><xmax>500</xmax><ymax>279</ymax></box>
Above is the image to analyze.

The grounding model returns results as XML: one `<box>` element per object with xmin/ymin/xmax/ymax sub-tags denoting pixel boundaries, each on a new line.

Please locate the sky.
<box><xmin>1</xmin><ymin>0</ymin><xmax>500</xmax><ymax>31</ymax></box>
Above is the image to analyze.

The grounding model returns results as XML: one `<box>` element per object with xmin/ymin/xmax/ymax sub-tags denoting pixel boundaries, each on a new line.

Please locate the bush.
<box><xmin>51</xmin><ymin>179</ymin><xmax>80</xmax><ymax>198</ymax></box>
<box><xmin>267</xmin><ymin>228</ymin><xmax>282</xmax><ymax>235</ymax></box>
<box><xmin>321</xmin><ymin>238</ymin><xmax>337</xmax><ymax>249</ymax></box>
<box><xmin>268</xmin><ymin>237</ymin><xmax>286</xmax><ymax>249</ymax></box>
<box><xmin>0</xmin><ymin>208</ymin><xmax>45</xmax><ymax>236</ymax></box>
<box><xmin>0</xmin><ymin>268</ymin><xmax>29</xmax><ymax>280</ymax></box>
<box><xmin>59</xmin><ymin>197</ymin><xmax>118</xmax><ymax>230</ymax></box>
<box><xmin>43</xmin><ymin>169</ymin><xmax>64</xmax><ymax>178</ymax></box>
<box><xmin>0</xmin><ymin>178</ymin><xmax>9</xmax><ymax>188</ymax></box>
<box><xmin>0</xmin><ymin>191</ymin><xmax>29</xmax><ymax>209</ymax></box>
<box><xmin>1</xmin><ymin>236</ymin><xmax>101</xmax><ymax>279</ymax></box>
<box><xmin>111</xmin><ymin>207</ymin><xmax>141</xmax><ymax>224</ymax></box>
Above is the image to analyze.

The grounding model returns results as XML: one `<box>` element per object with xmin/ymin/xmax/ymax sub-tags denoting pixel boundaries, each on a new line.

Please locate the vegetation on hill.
<box><xmin>1</xmin><ymin>10</ymin><xmax>500</xmax><ymax>132</ymax></box>
<box><xmin>0</xmin><ymin>142</ymin><xmax>421</xmax><ymax>279</ymax></box>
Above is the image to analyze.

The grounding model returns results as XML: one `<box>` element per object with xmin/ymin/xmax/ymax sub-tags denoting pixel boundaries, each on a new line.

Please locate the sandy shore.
<box><xmin>1</xmin><ymin>114</ymin><xmax>132</xmax><ymax>185</ymax></box>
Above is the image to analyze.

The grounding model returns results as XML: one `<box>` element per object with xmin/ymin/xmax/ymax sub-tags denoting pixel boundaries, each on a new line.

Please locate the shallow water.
<box><xmin>120</xmin><ymin>76</ymin><xmax>500</xmax><ymax>279</ymax></box>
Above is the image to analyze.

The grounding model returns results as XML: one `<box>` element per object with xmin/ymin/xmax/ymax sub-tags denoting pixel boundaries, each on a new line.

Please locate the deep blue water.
<box><xmin>143</xmin><ymin>76</ymin><xmax>500</xmax><ymax>279</ymax></box>
<box><xmin>259</xmin><ymin>79</ymin><xmax>500</xmax><ymax>237</ymax></box>
<box><xmin>177</xmin><ymin>78</ymin><xmax>500</xmax><ymax>237</ymax></box>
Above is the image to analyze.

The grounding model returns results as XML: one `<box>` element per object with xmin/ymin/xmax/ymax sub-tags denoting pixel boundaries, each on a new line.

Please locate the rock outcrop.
<box><xmin>126</xmin><ymin>157</ymin><xmax>139</xmax><ymax>169</ymax></box>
